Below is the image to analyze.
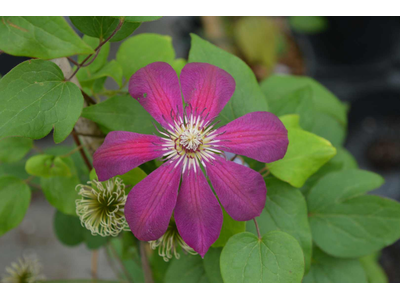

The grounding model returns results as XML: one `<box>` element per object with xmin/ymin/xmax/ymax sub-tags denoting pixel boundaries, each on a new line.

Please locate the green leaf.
<box><xmin>53</xmin><ymin>210</ymin><xmax>84</xmax><ymax>246</ymax></box>
<box><xmin>310</xmin><ymin>112</ymin><xmax>346</xmax><ymax>146</ymax></box>
<box><xmin>25</xmin><ymin>154</ymin><xmax>71</xmax><ymax>178</ymax></box>
<box><xmin>54</xmin><ymin>207</ymin><xmax>107</xmax><ymax>249</ymax></box>
<box><xmin>165</xmin><ymin>253</ymin><xmax>209</xmax><ymax>283</ymax></box>
<box><xmin>81</xmin><ymin>95</ymin><xmax>154</xmax><ymax>134</ymax></box>
<box><xmin>311</xmin><ymin>194</ymin><xmax>400</xmax><ymax>258</ymax></box>
<box><xmin>44</xmin><ymin>146</ymin><xmax>89</xmax><ymax>183</ymax></box>
<box><xmin>279</xmin><ymin>114</ymin><xmax>301</xmax><ymax>129</ymax></box>
<box><xmin>260</xmin><ymin>75</ymin><xmax>347</xmax><ymax>145</ymax></box>
<box><xmin>189</xmin><ymin>34</ymin><xmax>269</xmax><ymax>125</ymax></box>
<box><xmin>203</xmin><ymin>247</ymin><xmax>223</xmax><ymax>283</ymax></box>
<box><xmin>118</xmin><ymin>17</ymin><xmax>162</xmax><ymax>23</ymax></box>
<box><xmin>89</xmin><ymin>168</ymin><xmax>98</xmax><ymax>181</ymax></box>
<box><xmin>267</xmin><ymin>127</ymin><xmax>337</xmax><ymax>188</ymax></box>
<box><xmin>308</xmin><ymin>170</ymin><xmax>400</xmax><ymax>257</ymax></box>
<box><xmin>261</xmin><ymin>75</ymin><xmax>345</xmax><ymax>125</ymax></box>
<box><xmin>289</xmin><ymin>16</ymin><xmax>328</xmax><ymax>34</ymax></box>
<box><xmin>116</xmin><ymin>34</ymin><xmax>176</xmax><ymax>80</ymax></box>
<box><xmin>0</xmin><ymin>16</ymin><xmax>93</xmax><ymax>59</ymax></box>
<box><xmin>41</xmin><ymin>157</ymin><xmax>80</xmax><ymax>216</ymax></box>
<box><xmin>0</xmin><ymin>60</ymin><xmax>84</xmax><ymax>143</ymax></box>
<box><xmin>70</xmin><ymin>17</ymin><xmax>140</xmax><ymax>42</ymax></box>
<box><xmin>0</xmin><ymin>176</ymin><xmax>31</xmax><ymax>236</ymax></box>
<box><xmin>117</xmin><ymin>167</ymin><xmax>147</xmax><ymax>192</ymax></box>
<box><xmin>301</xmin><ymin>147</ymin><xmax>358</xmax><ymax>195</ymax></box>
<box><xmin>220</xmin><ymin>231</ymin><xmax>304</xmax><ymax>283</ymax></box>
<box><xmin>212</xmin><ymin>208</ymin><xmax>246</xmax><ymax>248</ymax></box>
<box><xmin>273</xmin><ymin>86</ymin><xmax>315</xmax><ymax>130</ymax></box>
<box><xmin>360</xmin><ymin>253</ymin><xmax>388</xmax><ymax>283</ymax></box>
<box><xmin>89</xmin><ymin>60</ymin><xmax>123</xmax><ymax>87</ymax></box>
<box><xmin>234</xmin><ymin>17</ymin><xmax>278</xmax><ymax>69</ymax></box>
<box><xmin>84</xmin><ymin>230</ymin><xmax>108</xmax><ymax>250</ymax></box>
<box><xmin>153</xmin><ymin>247</ymin><xmax>220</xmax><ymax>283</ymax></box>
<box><xmin>170</xmin><ymin>58</ymin><xmax>186</xmax><ymax>76</ymax></box>
<box><xmin>247</xmin><ymin>178</ymin><xmax>312</xmax><ymax>273</ymax></box>
<box><xmin>303</xmin><ymin>247</ymin><xmax>367</xmax><ymax>283</ymax></box>
<box><xmin>110</xmin><ymin>22</ymin><xmax>141</xmax><ymax>43</ymax></box>
<box><xmin>0</xmin><ymin>137</ymin><xmax>33</xmax><ymax>163</ymax></box>
<box><xmin>307</xmin><ymin>169</ymin><xmax>384</xmax><ymax>213</ymax></box>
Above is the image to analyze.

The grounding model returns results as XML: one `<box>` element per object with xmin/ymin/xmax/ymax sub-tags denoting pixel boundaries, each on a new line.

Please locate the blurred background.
<box><xmin>1</xmin><ymin>16</ymin><xmax>400</xmax><ymax>282</ymax></box>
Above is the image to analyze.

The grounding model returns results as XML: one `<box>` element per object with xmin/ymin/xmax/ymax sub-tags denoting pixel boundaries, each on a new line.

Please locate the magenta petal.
<box><xmin>180</xmin><ymin>63</ymin><xmax>235</xmax><ymax>123</ymax></box>
<box><xmin>125</xmin><ymin>161</ymin><xmax>181</xmax><ymax>241</ymax></box>
<box><xmin>206</xmin><ymin>156</ymin><xmax>266</xmax><ymax>221</ymax></box>
<box><xmin>216</xmin><ymin>111</ymin><xmax>288</xmax><ymax>163</ymax></box>
<box><xmin>93</xmin><ymin>131</ymin><xmax>163</xmax><ymax>181</ymax></box>
<box><xmin>129</xmin><ymin>62</ymin><xmax>183</xmax><ymax>128</ymax></box>
<box><xmin>175</xmin><ymin>169</ymin><xmax>223</xmax><ymax>257</ymax></box>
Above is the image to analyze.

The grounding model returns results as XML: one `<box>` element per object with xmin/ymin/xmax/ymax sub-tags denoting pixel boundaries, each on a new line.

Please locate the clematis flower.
<box><xmin>93</xmin><ymin>62</ymin><xmax>288</xmax><ymax>257</ymax></box>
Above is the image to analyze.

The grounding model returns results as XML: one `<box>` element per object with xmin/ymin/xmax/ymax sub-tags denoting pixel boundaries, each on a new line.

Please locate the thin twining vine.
<box><xmin>66</xmin><ymin>18</ymin><xmax>124</xmax><ymax>81</ymax></box>
<box><xmin>66</xmin><ymin>19</ymin><xmax>125</xmax><ymax>172</ymax></box>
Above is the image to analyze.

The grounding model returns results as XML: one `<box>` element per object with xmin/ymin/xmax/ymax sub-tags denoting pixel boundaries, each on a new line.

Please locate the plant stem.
<box><xmin>91</xmin><ymin>250</ymin><xmax>98</xmax><ymax>280</ymax></box>
<box><xmin>71</xmin><ymin>129</ymin><xmax>92</xmax><ymax>171</ymax></box>
<box><xmin>108</xmin><ymin>243</ymin><xmax>134</xmax><ymax>282</ymax></box>
<box><xmin>74</xmin><ymin>132</ymin><xmax>105</xmax><ymax>138</ymax></box>
<box><xmin>140</xmin><ymin>241</ymin><xmax>154</xmax><ymax>283</ymax></box>
<box><xmin>67</xmin><ymin>57</ymin><xmax>79</xmax><ymax>66</ymax></box>
<box><xmin>81</xmin><ymin>50</ymin><xmax>101</xmax><ymax>67</ymax></box>
<box><xmin>60</xmin><ymin>145</ymin><xmax>84</xmax><ymax>158</ymax></box>
<box><xmin>24</xmin><ymin>176</ymin><xmax>35</xmax><ymax>184</ymax></box>
<box><xmin>67</xmin><ymin>19</ymin><xmax>124</xmax><ymax>81</ymax></box>
<box><xmin>230</xmin><ymin>154</ymin><xmax>238</xmax><ymax>161</ymax></box>
<box><xmin>258</xmin><ymin>166</ymin><xmax>268</xmax><ymax>174</ymax></box>
<box><xmin>27</xmin><ymin>182</ymin><xmax>42</xmax><ymax>190</ymax></box>
<box><xmin>262</xmin><ymin>170</ymin><xmax>270</xmax><ymax>178</ymax></box>
<box><xmin>253</xmin><ymin>218</ymin><xmax>262</xmax><ymax>239</ymax></box>
<box><xmin>32</xmin><ymin>144</ymin><xmax>44</xmax><ymax>153</ymax></box>
<box><xmin>104</xmin><ymin>247</ymin><xmax>125</xmax><ymax>282</ymax></box>
<box><xmin>81</xmin><ymin>90</ymin><xmax>97</xmax><ymax>105</ymax></box>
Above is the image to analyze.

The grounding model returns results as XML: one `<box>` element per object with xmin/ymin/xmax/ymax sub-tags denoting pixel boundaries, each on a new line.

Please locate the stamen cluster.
<box><xmin>2</xmin><ymin>255</ymin><xmax>45</xmax><ymax>283</ymax></box>
<box><xmin>148</xmin><ymin>219</ymin><xmax>197</xmax><ymax>262</ymax></box>
<box><xmin>76</xmin><ymin>177</ymin><xmax>130</xmax><ymax>237</ymax></box>
<box><xmin>158</xmin><ymin>108</ymin><xmax>223</xmax><ymax>173</ymax></box>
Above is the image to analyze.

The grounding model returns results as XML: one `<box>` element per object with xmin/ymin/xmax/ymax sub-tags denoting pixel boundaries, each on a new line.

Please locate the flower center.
<box><xmin>179</xmin><ymin>129</ymin><xmax>202</xmax><ymax>151</ymax></box>
<box><xmin>159</xmin><ymin>109</ymin><xmax>223</xmax><ymax>174</ymax></box>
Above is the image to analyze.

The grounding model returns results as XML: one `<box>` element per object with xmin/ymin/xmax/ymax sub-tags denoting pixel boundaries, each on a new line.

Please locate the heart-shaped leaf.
<box><xmin>220</xmin><ymin>231</ymin><xmax>304</xmax><ymax>282</ymax></box>
<box><xmin>308</xmin><ymin>170</ymin><xmax>400</xmax><ymax>257</ymax></box>
<box><xmin>247</xmin><ymin>178</ymin><xmax>312</xmax><ymax>273</ymax></box>
<box><xmin>0</xmin><ymin>60</ymin><xmax>84</xmax><ymax>143</ymax></box>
